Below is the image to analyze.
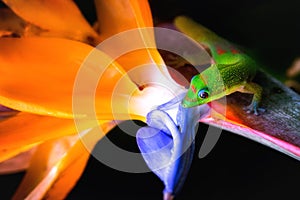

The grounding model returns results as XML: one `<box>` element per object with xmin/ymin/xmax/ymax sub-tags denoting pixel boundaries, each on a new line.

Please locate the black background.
<box><xmin>1</xmin><ymin>0</ymin><xmax>300</xmax><ymax>199</ymax></box>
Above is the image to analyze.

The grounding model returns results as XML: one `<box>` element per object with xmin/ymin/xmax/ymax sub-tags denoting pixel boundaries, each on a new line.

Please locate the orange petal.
<box><xmin>0</xmin><ymin>112</ymin><xmax>80</xmax><ymax>162</ymax></box>
<box><xmin>95</xmin><ymin>0</ymin><xmax>153</xmax><ymax>39</ymax></box>
<box><xmin>44</xmin><ymin>122</ymin><xmax>118</xmax><ymax>199</ymax></box>
<box><xmin>95</xmin><ymin>0</ymin><xmax>181</xmax><ymax>90</ymax></box>
<box><xmin>2</xmin><ymin>0</ymin><xmax>99</xmax><ymax>44</ymax></box>
<box><xmin>0</xmin><ymin>144</ymin><xmax>37</xmax><ymax>165</ymax></box>
<box><xmin>13</xmin><ymin>122</ymin><xmax>116</xmax><ymax>200</ymax></box>
<box><xmin>0</xmin><ymin>37</ymin><xmax>138</xmax><ymax>120</ymax></box>
<box><xmin>43</xmin><ymin>143</ymin><xmax>90</xmax><ymax>200</ymax></box>
<box><xmin>12</xmin><ymin>136</ymin><xmax>79</xmax><ymax>200</ymax></box>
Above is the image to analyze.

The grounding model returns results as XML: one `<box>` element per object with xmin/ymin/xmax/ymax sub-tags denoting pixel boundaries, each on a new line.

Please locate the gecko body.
<box><xmin>175</xmin><ymin>16</ymin><xmax>263</xmax><ymax>115</ymax></box>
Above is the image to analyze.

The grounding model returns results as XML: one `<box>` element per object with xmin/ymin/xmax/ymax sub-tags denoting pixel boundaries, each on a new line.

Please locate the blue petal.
<box><xmin>136</xmin><ymin>97</ymin><xmax>202</xmax><ymax>198</ymax></box>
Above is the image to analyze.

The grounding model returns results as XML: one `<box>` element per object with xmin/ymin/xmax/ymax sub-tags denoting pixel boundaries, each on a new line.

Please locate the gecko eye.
<box><xmin>198</xmin><ymin>89</ymin><xmax>209</xmax><ymax>99</ymax></box>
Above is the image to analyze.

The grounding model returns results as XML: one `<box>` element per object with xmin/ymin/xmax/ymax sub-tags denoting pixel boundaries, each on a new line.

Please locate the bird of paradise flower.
<box><xmin>1</xmin><ymin>0</ymin><xmax>300</xmax><ymax>200</ymax></box>
<box><xmin>0</xmin><ymin>0</ymin><xmax>195</xmax><ymax>199</ymax></box>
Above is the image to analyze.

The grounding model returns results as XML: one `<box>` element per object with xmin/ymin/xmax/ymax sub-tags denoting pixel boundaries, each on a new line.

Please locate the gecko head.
<box><xmin>181</xmin><ymin>74</ymin><xmax>211</xmax><ymax>108</ymax></box>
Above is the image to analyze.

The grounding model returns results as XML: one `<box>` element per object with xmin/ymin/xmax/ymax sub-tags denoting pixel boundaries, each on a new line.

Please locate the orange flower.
<box><xmin>0</xmin><ymin>1</ymin><xmax>185</xmax><ymax>199</ymax></box>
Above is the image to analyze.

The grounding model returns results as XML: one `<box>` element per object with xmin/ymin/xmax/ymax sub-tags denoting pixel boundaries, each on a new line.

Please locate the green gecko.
<box><xmin>174</xmin><ymin>16</ymin><xmax>263</xmax><ymax>115</ymax></box>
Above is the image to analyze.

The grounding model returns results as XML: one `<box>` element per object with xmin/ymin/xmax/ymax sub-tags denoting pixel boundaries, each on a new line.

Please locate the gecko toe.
<box><xmin>243</xmin><ymin>102</ymin><xmax>265</xmax><ymax>115</ymax></box>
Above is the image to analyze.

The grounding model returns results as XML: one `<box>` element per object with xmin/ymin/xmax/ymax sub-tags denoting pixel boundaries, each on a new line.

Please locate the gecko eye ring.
<box><xmin>198</xmin><ymin>89</ymin><xmax>209</xmax><ymax>99</ymax></box>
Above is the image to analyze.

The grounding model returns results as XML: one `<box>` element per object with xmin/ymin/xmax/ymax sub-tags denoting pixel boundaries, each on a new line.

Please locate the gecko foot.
<box><xmin>243</xmin><ymin>101</ymin><xmax>265</xmax><ymax>115</ymax></box>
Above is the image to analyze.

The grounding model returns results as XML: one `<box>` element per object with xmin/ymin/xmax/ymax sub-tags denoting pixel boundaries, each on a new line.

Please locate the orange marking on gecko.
<box><xmin>191</xmin><ymin>85</ymin><xmax>197</xmax><ymax>93</ymax></box>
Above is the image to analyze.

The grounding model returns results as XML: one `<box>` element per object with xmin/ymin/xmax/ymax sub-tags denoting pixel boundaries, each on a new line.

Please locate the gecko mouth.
<box><xmin>183</xmin><ymin>95</ymin><xmax>198</xmax><ymax>103</ymax></box>
<box><xmin>181</xmin><ymin>96</ymin><xmax>199</xmax><ymax>108</ymax></box>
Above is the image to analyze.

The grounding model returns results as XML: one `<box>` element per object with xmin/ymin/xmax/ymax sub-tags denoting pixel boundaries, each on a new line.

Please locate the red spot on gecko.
<box><xmin>231</xmin><ymin>48</ymin><xmax>240</xmax><ymax>54</ymax></box>
<box><xmin>191</xmin><ymin>85</ymin><xmax>197</xmax><ymax>93</ymax></box>
<box><xmin>216</xmin><ymin>46</ymin><xmax>226</xmax><ymax>55</ymax></box>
